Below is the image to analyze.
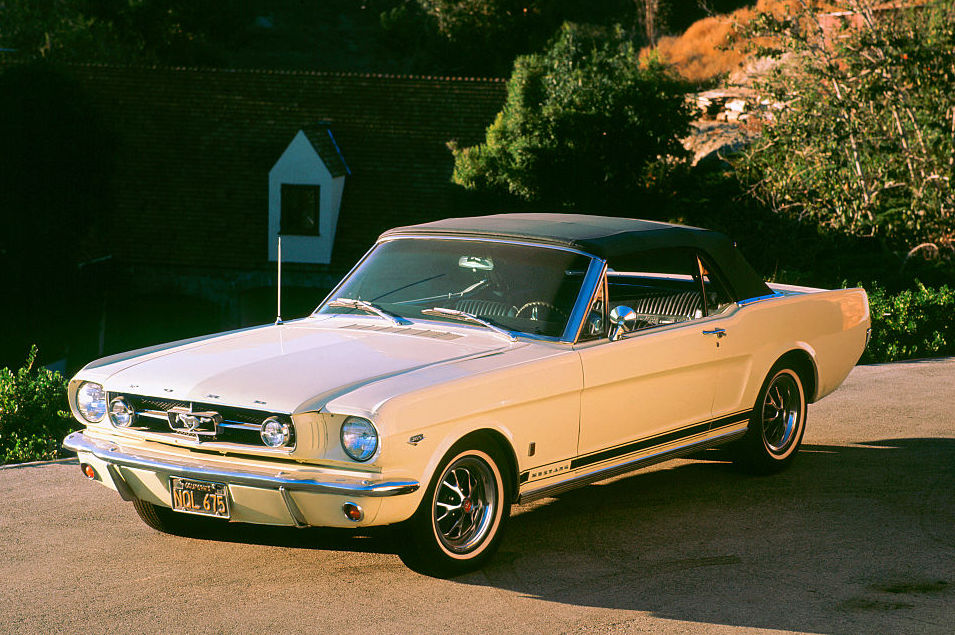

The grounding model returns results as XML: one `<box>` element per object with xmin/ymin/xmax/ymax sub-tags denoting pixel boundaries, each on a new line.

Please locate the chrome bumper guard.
<box><xmin>63</xmin><ymin>431</ymin><xmax>419</xmax><ymax>498</ymax></box>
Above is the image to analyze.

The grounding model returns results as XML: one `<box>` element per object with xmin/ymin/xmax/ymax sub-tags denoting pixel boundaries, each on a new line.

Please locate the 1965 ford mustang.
<box><xmin>64</xmin><ymin>214</ymin><xmax>869</xmax><ymax>575</ymax></box>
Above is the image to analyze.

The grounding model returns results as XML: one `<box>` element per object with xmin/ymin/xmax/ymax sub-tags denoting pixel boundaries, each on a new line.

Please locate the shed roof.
<box><xmin>302</xmin><ymin>123</ymin><xmax>350</xmax><ymax>178</ymax></box>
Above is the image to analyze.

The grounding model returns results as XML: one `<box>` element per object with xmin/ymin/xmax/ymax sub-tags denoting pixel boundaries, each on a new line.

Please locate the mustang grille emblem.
<box><xmin>167</xmin><ymin>407</ymin><xmax>221</xmax><ymax>437</ymax></box>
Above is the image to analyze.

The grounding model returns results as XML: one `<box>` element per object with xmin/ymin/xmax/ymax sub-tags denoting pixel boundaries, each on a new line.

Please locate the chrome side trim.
<box><xmin>736</xmin><ymin>292</ymin><xmax>783</xmax><ymax>307</ymax></box>
<box><xmin>517</xmin><ymin>427</ymin><xmax>747</xmax><ymax>505</ymax></box>
<box><xmin>63</xmin><ymin>431</ymin><xmax>419</xmax><ymax>498</ymax></box>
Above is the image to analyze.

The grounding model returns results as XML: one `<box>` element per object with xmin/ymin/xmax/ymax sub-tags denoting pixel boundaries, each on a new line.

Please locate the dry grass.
<box><xmin>644</xmin><ymin>1</ymin><xmax>840</xmax><ymax>83</ymax></box>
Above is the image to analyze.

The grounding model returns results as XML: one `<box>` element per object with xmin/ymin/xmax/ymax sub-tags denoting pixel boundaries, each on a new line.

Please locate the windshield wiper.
<box><xmin>371</xmin><ymin>273</ymin><xmax>446</xmax><ymax>302</ymax></box>
<box><xmin>327</xmin><ymin>297</ymin><xmax>412</xmax><ymax>326</ymax></box>
<box><xmin>421</xmin><ymin>307</ymin><xmax>517</xmax><ymax>342</ymax></box>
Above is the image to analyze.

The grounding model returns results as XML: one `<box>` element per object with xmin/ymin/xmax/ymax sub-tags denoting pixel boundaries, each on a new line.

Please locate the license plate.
<box><xmin>170</xmin><ymin>477</ymin><xmax>230</xmax><ymax>519</ymax></box>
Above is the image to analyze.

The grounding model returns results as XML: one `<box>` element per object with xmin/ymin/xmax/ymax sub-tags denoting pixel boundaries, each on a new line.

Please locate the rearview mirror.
<box><xmin>608</xmin><ymin>305</ymin><xmax>637</xmax><ymax>341</ymax></box>
<box><xmin>458</xmin><ymin>256</ymin><xmax>494</xmax><ymax>271</ymax></box>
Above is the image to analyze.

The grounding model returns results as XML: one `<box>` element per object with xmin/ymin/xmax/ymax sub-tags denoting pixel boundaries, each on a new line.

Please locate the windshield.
<box><xmin>315</xmin><ymin>238</ymin><xmax>594</xmax><ymax>338</ymax></box>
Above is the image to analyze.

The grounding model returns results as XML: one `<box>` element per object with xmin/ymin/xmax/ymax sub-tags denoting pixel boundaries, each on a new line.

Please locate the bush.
<box><xmin>861</xmin><ymin>283</ymin><xmax>955</xmax><ymax>364</ymax></box>
<box><xmin>0</xmin><ymin>346</ymin><xmax>76</xmax><ymax>465</ymax></box>
<box><xmin>739</xmin><ymin>0</ymin><xmax>955</xmax><ymax>258</ymax></box>
<box><xmin>451</xmin><ymin>22</ymin><xmax>692</xmax><ymax>210</ymax></box>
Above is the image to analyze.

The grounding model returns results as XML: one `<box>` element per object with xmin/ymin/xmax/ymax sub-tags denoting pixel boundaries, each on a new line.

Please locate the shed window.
<box><xmin>280</xmin><ymin>184</ymin><xmax>320</xmax><ymax>236</ymax></box>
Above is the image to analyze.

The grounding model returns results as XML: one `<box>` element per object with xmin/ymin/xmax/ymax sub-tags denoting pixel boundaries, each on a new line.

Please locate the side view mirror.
<box><xmin>608</xmin><ymin>305</ymin><xmax>637</xmax><ymax>342</ymax></box>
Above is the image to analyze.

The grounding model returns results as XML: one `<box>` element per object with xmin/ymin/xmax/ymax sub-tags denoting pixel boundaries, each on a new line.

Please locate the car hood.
<box><xmin>86</xmin><ymin>317</ymin><xmax>518</xmax><ymax>413</ymax></box>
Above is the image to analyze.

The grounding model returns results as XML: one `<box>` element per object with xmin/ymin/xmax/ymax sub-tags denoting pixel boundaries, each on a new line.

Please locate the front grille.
<box><xmin>107</xmin><ymin>392</ymin><xmax>294</xmax><ymax>447</ymax></box>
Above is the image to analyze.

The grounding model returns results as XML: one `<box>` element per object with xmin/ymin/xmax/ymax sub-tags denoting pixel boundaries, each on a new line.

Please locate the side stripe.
<box><xmin>519</xmin><ymin>409</ymin><xmax>753</xmax><ymax>481</ymax></box>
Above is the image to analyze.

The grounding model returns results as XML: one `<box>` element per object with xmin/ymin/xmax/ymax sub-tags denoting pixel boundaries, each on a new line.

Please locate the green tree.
<box><xmin>451</xmin><ymin>22</ymin><xmax>692</xmax><ymax>210</ymax></box>
<box><xmin>739</xmin><ymin>0</ymin><xmax>955</xmax><ymax>259</ymax></box>
<box><xmin>411</xmin><ymin>0</ymin><xmax>638</xmax><ymax>75</ymax></box>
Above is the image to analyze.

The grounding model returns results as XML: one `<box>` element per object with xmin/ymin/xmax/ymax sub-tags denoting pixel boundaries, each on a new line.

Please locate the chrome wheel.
<box><xmin>402</xmin><ymin>441</ymin><xmax>509</xmax><ymax>576</ymax></box>
<box><xmin>734</xmin><ymin>364</ymin><xmax>808</xmax><ymax>474</ymax></box>
<box><xmin>761</xmin><ymin>372</ymin><xmax>801</xmax><ymax>454</ymax></box>
<box><xmin>433</xmin><ymin>455</ymin><xmax>498</xmax><ymax>554</ymax></box>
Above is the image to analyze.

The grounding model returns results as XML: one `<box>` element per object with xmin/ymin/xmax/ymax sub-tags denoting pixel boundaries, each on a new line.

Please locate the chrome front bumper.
<box><xmin>63</xmin><ymin>431</ymin><xmax>419</xmax><ymax>498</ymax></box>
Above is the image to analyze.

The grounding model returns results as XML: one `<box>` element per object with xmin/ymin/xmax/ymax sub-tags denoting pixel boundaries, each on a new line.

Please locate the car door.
<box><xmin>575</xmin><ymin>248</ymin><xmax>723</xmax><ymax>463</ymax></box>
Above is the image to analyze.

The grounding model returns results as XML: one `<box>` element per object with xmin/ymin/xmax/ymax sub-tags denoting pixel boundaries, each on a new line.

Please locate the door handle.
<box><xmin>702</xmin><ymin>328</ymin><xmax>727</xmax><ymax>338</ymax></box>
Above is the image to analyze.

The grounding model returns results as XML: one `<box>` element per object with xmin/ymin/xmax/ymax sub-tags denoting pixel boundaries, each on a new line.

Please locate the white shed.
<box><xmin>267</xmin><ymin>125</ymin><xmax>349</xmax><ymax>264</ymax></box>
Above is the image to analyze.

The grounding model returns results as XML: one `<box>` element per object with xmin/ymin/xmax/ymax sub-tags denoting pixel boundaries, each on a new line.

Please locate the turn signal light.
<box><xmin>342</xmin><ymin>502</ymin><xmax>363</xmax><ymax>522</ymax></box>
<box><xmin>81</xmin><ymin>464</ymin><xmax>97</xmax><ymax>480</ymax></box>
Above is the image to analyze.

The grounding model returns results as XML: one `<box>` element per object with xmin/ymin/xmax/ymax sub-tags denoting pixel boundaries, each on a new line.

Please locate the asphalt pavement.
<box><xmin>2</xmin><ymin>358</ymin><xmax>953</xmax><ymax>634</ymax></box>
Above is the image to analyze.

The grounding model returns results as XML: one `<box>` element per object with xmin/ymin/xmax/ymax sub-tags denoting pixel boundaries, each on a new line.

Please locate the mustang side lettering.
<box><xmin>64</xmin><ymin>214</ymin><xmax>869</xmax><ymax>576</ymax></box>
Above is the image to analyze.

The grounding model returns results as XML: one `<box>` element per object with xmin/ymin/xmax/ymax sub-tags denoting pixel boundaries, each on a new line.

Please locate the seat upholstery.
<box><xmin>632</xmin><ymin>290</ymin><xmax>702</xmax><ymax>320</ymax></box>
<box><xmin>455</xmin><ymin>298</ymin><xmax>515</xmax><ymax>318</ymax></box>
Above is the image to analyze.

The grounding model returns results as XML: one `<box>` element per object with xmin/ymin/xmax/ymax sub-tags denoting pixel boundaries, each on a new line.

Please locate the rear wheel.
<box><xmin>735</xmin><ymin>365</ymin><xmax>807</xmax><ymax>474</ymax></box>
<box><xmin>400</xmin><ymin>440</ymin><xmax>510</xmax><ymax>577</ymax></box>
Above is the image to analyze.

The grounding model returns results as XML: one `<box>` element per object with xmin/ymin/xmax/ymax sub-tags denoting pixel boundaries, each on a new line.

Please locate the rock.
<box><xmin>682</xmin><ymin>120</ymin><xmax>755</xmax><ymax>167</ymax></box>
<box><xmin>725</xmin><ymin>98</ymin><xmax>747</xmax><ymax>113</ymax></box>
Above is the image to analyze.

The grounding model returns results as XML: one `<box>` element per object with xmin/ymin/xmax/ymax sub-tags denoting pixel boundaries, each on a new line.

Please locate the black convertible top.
<box><xmin>380</xmin><ymin>213</ymin><xmax>771</xmax><ymax>301</ymax></box>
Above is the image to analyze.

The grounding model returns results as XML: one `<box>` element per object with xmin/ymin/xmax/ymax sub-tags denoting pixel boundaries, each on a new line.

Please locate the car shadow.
<box><xmin>460</xmin><ymin>438</ymin><xmax>955</xmax><ymax>632</ymax></box>
<box><xmin>166</xmin><ymin>438</ymin><xmax>954</xmax><ymax>631</ymax></box>
<box><xmin>162</xmin><ymin>512</ymin><xmax>403</xmax><ymax>555</ymax></box>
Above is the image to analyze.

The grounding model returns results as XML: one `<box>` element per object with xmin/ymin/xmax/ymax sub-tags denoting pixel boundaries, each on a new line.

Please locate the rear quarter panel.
<box><xmin>711</xmin><ymin>288</ymin><xmax>869</xmax><ymax>418</ymax></box>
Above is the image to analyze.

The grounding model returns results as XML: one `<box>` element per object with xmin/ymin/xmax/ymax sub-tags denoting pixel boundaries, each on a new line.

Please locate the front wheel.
<box><xmin>400</xmin><ymin>441</ymin><xmax>510</xmax><ymax>577</ymax></box>
<box><xmin>734</xmin><ymin>365</ymin><xmax>807</xmax><ymax>474</ymax></box>
<box><xmin>132</xmin><ymin>498</ymin><xmax>222</xmax><ymax>536</ymax></box>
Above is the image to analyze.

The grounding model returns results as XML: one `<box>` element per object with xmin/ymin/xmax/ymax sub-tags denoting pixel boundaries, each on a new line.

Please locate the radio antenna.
<box><xmin>275</xmin><ymin>236</ymin><xmax>283</xmax><ymax>325</ymax></box>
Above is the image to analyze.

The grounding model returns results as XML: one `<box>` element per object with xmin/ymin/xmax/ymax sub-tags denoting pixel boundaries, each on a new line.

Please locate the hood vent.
<box><xmin>341</xmin><ymin>323</ymin><xmax>462</xmax><ymax>340</ymax></box>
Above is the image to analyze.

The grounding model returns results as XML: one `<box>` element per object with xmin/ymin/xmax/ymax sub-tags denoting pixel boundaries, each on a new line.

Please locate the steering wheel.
<box><xmin>515</xmin><ymin>301</ymin><xmax>568</xmax><ymax>320</ymax></box>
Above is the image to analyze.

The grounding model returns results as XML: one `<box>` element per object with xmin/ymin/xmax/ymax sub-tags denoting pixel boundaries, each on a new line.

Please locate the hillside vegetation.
<box><xmin>646</xmin><ymin>0</ymin><xmax>843</xmax><ymax>83</ymax></box>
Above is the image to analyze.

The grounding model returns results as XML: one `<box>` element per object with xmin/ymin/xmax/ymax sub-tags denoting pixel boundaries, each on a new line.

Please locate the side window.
<box><xmin>698</xmin><ymin>255</ymin><xmax>734</xmax><ymax>316</ymax></box>
<box><xmin>606</xmin><ymin>248</ymin><xmax>705</xmax><ymax>332</ymax></box>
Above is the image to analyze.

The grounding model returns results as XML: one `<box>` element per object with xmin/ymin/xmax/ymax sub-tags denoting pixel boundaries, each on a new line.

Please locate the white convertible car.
<box><xmin>64</xmin><ymin>214</ymin><xmax>870</xmax><ymax>575</ymax></box>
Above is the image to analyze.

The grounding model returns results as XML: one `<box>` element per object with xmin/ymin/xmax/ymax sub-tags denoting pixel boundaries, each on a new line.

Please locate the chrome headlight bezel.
<box><xmin>75</xmin><ymin>382</ymin><xmax>107</xmax><ymax>423</ymax></box>
<box><xmin>108</xmin><ymin>396</ymin><xmax>136</xmax><ymax>428</ymax></box>
<box><xmin>340</xmin><ymin>416</ymin><xmax>379</xmax><ymax>462</ymax></box>
<box><xmin>260</xmin><ymin>416</ymin><xmax>293</xmax><ymax>448</ymax></box>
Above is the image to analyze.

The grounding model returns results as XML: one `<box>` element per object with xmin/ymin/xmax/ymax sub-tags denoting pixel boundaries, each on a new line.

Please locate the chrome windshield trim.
<box><xmin>568</xmin><ymin>259</ymin><xmax>608</xmax><ymax>343</ymax></box>
<box><xmin>63</xmin><ymin>431</ymin><xmax>420</xmax><ymax>497</ymax></box>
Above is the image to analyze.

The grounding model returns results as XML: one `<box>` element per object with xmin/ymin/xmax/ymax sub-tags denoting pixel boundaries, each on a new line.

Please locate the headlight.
<box><xmin>340</xmin><ymin>416</ymin><xmax>378</xmax><ymax>462</ymax></box>
<box><xmin>260</xmin><ymin>416</ymin><xmax>292</xmax><ymax>448</ymax></box>
<box><xmin>108</xmin><ymin>396</ymin><xmax>136</xmax><ymax>427</ymax></box>
<box><xmin>76</xmin><ymin>382</ymin><xmax>107</xmax><ymax>423</ymax></box>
